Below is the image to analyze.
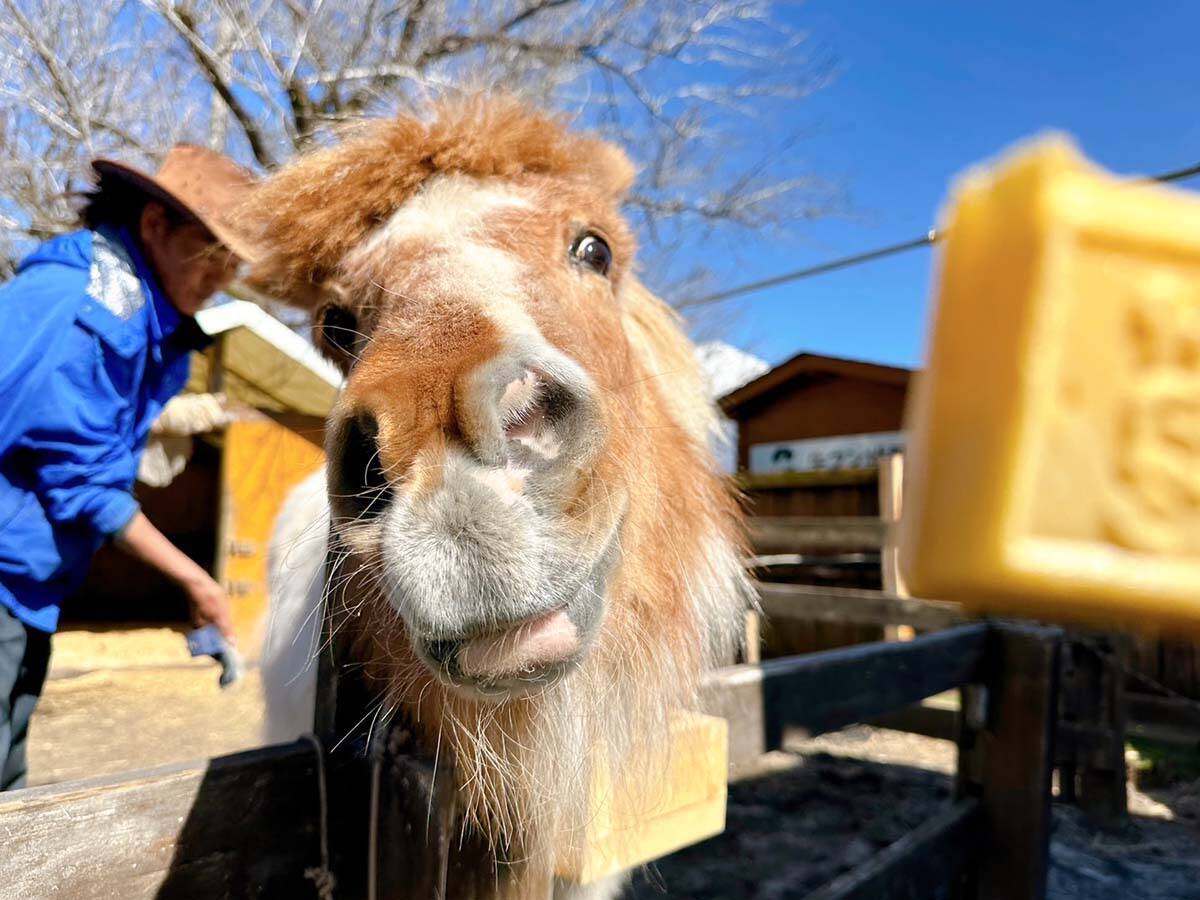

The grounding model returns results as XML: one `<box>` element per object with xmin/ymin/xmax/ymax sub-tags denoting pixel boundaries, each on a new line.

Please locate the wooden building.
<box><xmin>719</xmin><ymin>352</ymin><xmax>913</xmax><ymax>652</ymax></box>
<box><xmin>720</xmin><ymin>352</ymin><xmax>912</xmax><ymax>519</ymax></box>
<box><xmin>67</xmin><ymin>301</ymin><xmax>339</xmax><ymax>652</ymax></box>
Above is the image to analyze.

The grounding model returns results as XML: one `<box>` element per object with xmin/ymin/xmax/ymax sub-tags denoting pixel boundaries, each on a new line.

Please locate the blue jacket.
<box><xmin>0</xmin><ymin>227</ymin><xmax>211</xmax><ymax>632</ymax></box>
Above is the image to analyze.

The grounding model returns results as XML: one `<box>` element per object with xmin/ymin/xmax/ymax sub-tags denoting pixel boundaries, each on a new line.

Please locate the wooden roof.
<box><xmin>188</xmin><ymin>301</ymin><xmax>343</xmax><ymax>418</ymax></box>
<box><xmin>718</xmin><ymin>352</ymin><xmax>913</xmax><ymax>416</ymax></box>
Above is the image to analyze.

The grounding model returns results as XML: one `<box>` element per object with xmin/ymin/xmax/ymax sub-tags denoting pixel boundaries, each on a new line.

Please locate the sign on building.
<box><xmin>749</xmin><ymin>431</ymin><xmax>906</xmax><ymax>475</ymax></box>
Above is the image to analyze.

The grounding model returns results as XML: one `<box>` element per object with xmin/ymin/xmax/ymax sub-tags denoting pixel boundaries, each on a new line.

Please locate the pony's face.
<box><xmin>321</xmin><ymin>169</ymin><xmax>638</xmax><ymax>702</ymax></box>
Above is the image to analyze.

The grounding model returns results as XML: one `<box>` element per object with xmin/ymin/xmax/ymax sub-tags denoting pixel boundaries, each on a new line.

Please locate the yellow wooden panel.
<box><xmin>218</xmin><ymin>419</ymin><xmax>324</xmax><ymax>652</ymax></box>
<box><xmin>556</xmin><ymin>713</ymin><xmax>728</xmax><ymax>885</ymax></box>
<box><xmin>900</xmin><ymin>136</ymin><xmax>1200</xmax><ymax>633</ymax></box>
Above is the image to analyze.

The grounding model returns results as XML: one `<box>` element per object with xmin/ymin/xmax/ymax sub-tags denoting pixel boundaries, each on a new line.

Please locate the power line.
<box><xmin>1156</xmin><ymin>161</ymin><xmax>1200</xmax><ymax>184</ymax></box>
<box><xmin>683</xmin><ymin>232</ymin><xmax>939</xmax><ymax>309</ymax></box>
<box><xmin>683</xmin><ymin>158</ymin><xmax>1200</xmax><ymax>309</ymax></box>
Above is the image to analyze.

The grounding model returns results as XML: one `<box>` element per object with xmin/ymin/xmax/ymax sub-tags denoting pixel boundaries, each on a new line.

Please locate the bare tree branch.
<box><xmin>397</xmin><ymin>0</ymin><xmax>429</xmax><ymax>60</ymax></box>
<box><xmin>152</xmin><ymin>1</ymin><xmax>278</xmax><ymax>167</ymax></box>
<box><xmin>1</xmin><ymin>0</ymin><xmax>838</xmax><ymax>312</ymax></box>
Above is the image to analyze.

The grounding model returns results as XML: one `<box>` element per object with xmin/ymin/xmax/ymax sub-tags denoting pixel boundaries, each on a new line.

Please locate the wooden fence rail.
<box><xmin>0</xmin><ymin>621</ymin><xmax>1061</xmax><ymax>900</ymax></box>
<box><xmin>0</xmin><ymin>741</ymin><xmax>320</xmax><ymax>899</ymax></box>
<box><xmin>702</xmin><ymin>623</ymin><xmax>988</xmax><ymax>768</ymax></box>
<box><xmin>749</xmin><ymin>516</ymin><xmax>887</xmax><ymax>553</ymax></box>
<box><xmin>756</xmin><ymin>581</ymin><xmax>967</xmax><ymax>631</ymax></box>
<box><xmin>705</xmin><ymin>622</ymin><xmax>1059</xmax><ymax>900</ymax></box>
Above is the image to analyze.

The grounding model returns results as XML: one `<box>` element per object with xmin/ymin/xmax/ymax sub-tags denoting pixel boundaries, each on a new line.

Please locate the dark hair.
<box><xmin>76</xmin><ymin>172</ymin><xmax>195</xmax><ymax>231</ymax></box>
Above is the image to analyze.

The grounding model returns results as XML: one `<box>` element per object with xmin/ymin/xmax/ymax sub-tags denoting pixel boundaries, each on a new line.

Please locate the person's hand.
<box><xmin>182</xmin><ymin>571</ymin><xmax>236</xmax><ymax>644</ymax></box>
<box><xmin>114</xmin><ymin>513</ymin><xmax>238</xmax><ymax>645</ymax></box>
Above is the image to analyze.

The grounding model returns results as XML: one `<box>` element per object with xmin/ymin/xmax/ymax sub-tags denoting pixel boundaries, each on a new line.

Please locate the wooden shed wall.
<box><xmin>733</xmin><ymin>374</ymin><xmax>908</xmax><ymax>472</ymax></box>
<box><xmin>741</xmin><ymin>473</ymin><xmax>881</xmax><ymax>518</ymax></box>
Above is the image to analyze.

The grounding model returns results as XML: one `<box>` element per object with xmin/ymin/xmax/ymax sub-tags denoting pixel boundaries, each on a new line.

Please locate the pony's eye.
<box><xmin>316</xmin><ymin>302</ymin><xmax>360</xmax><ymax>369</ymax></box>
<box><xmin>570</xmin><ymin>233</ymin><xmax>612</xmax><ymax>277</ymax></box>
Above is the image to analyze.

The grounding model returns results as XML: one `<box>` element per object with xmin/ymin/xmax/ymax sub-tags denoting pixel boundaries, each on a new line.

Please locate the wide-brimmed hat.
<box><xmin>91</xmin><ymin>144</ymin><xmax>258</xmax><ymax>263</ymax></box>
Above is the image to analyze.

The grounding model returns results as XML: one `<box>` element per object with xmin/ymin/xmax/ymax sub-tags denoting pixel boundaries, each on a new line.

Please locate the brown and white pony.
<box><xmin>256</xmin><ymin>97</ymin><xmax>751</xmax><ymax>899</ymax></box>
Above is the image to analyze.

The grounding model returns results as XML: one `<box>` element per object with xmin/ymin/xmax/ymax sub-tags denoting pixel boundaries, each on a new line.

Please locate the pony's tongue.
<box><xmin>457</xmin><ymin>609</ymin><xmax>578</xmax><ymax>679</ymax></box>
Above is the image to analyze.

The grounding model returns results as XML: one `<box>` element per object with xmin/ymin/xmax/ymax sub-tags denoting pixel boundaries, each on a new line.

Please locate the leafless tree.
<box><xmin>0</xmin><ymin>0</ymin><xmax>836</xmax><ymax>305</ymax></box>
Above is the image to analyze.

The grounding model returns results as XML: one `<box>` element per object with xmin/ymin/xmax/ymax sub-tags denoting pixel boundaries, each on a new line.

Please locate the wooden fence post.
<box><xmin>371</xmin><ymin>725</ymin><xmax>457</xmax><ymax>900</ymax></box>
<box><xmin>310</xmin><ymin>547</ymin><xmax>373</xmax><ymax>900</ymax></box>
<box><xmin>957</xmin><ymin>622</ymin><xmax>1061</xmax><ymax>900</ymax></box>
<box><xmin>878</xmin><ymin>453</ymin><xmax>914</xmax><ymax>644</ymax></box>
<box><xmin>877</xmin><ymin>453</ymin><xmax>908</xmax><ymax>600</ymax></box>
<box><xmin>1055</xmin><ymin>635</ymin><xmax>1130</xmax><ymax>828</ymax></box>
<box><xmin>1074</xmin><ymin>637</ymin><xmax>1129</xmax><ymax>828</ymax></box>
<box><xmin>312</xmin><ymin>546</ymin><xmax>489</xmax><ymax>900</ymax></box>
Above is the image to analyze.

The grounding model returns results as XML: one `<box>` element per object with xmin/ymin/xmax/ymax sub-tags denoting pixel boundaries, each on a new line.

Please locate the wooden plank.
<box><xmin>749</xmin><ymin>516</ymin><xmax>887</xmax><ymax>552</ymax></box>
<box><xmin>736</xmin><ymin>469</ymin><xmax>880</xmax><ymax>491</ymax></box>
<box><xmin>222</xmin><ymin>326</ymin><xmax>340</xmax><ymax>418</ymax></box>
<box><xmin>803</xmin><ymin>799</ymin><xmax>981</xmax><ymax>900</ymax></box>
<box><xmin>957</xmin><ymin>623</ymin><xmax>1061</xmax><ymax>900</ymax></box>
<box><xmin>1077</xmin><ymin>639</ymin><xmax>1129</xmax><ymax>827</ymax></box>
<box><xmin>877</xmin><ymin>452</ymin><xmax>908</xmax><ymax>600</ymax></box>
<box><xmin>742</xmin><ymin>609</ymin><xmax>762</xmax><ymax>665</ymax></box>
<box><xmin>702</xmin><ymin>623</ymin><xmax>989</xmax><ymax>770</ymax></box>
<box><xmin>0</xmin><ymin>742</ymin><xmax>320</xmax><ymax>900</ymax></box>
<box><xmin>870</xmin><ymin>695</ymin><xmax>960</xmax><ymax>742</ymax></box>
<box><xmin>757</xmin><ymin>582</ymin><xmax>967</xmax><ymax>631</ymax></box>
<box><xmin>309</xmin><ymin>541</ymin><xmax>377</xmax><ymax>900</ymax></box>
<box><xmin>1127</xmin><ymin>692</ymin><xmax>1200</xmax><ymax>732</ymax></box>
<box><xmin>558</xmin><ymin>714</ymin><xmax>728</xmax><ymax>885</ymax></box>
<box><xmin>373</xmin><ymin>725</ymin><xmax>458</xmax><ymax>900</ymax></box>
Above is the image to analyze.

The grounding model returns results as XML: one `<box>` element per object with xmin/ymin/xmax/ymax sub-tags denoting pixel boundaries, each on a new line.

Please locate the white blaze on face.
<box><xmin>363</xmin><ymin>173</ymin><xmax>533</xmax><ymax>248</ymax></box>
<box><xmin>357</xmin><ymin>172</ymin><xmax>543</xmax><ymax>337</ymax></box>
<box><xmin>351</xmin><ymin>172</ymin><xmax>597</xmax><ymax>486</ymax></box>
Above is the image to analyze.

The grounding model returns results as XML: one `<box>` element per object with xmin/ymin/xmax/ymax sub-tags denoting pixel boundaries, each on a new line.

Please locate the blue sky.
<box><xmin>700</xmin><ymin>2</ymin><xmax>1200</xmax><ymax>368</ymax></box>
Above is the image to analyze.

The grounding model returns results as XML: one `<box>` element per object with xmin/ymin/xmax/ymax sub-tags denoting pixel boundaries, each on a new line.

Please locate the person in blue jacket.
<box><xmin>0</xmin><ymin>145</ymin><xmax>257</xmax><ymax>790</ymax></box>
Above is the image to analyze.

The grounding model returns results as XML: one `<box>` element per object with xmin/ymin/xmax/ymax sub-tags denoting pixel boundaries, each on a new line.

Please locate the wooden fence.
<box><xmin>758</xmin><ymin>582</ymin><xmax>1136</xmax><ymax>830</ymax></box>
<box><xmin>0</xmin><ymin>616</ymin><xmax>1062</xmax><ymax>900</ymax></box>
<box><xmin>746</xmin><ymin>453</ymin><xmax>1200</xmax><ymax>702</ymax></box>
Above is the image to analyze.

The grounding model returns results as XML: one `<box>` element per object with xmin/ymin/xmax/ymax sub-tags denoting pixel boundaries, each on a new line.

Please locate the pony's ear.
<box><xmin>236</xmin><ymin>117</ymin><xmax>429</xmax><ymax>309</ymax></box>
<box><xmin>585</xmin><ymin>142</ymin><xmax>637</xmax><ymax>201</ymax></box>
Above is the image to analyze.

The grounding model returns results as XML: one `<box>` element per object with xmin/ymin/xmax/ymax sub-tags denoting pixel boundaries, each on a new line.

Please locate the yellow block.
<box><xmin>556</xmin><ymin>713</ymin><xmax>728</xmax><ymax>885</ymax></box>
<box><xmin>900</xmin><ymin>136</ymin><xmax>1200</xmax><ymax>633</ymax></box>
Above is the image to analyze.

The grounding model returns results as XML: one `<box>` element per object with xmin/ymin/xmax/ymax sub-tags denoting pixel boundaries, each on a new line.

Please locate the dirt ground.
<box><xmin>27</xmin><ymin>629</ymin><xmax>1200</xmax><ymax>898</ymax></box>
<box><xmin>628</xmin><ymin>727</ymin><xmax>1200</xmax><ymax>900</ymax></box>
<box><xmin>28</xmin><ymin>627</ymin><xmax>264</xmax><ymax>785</ymax></box>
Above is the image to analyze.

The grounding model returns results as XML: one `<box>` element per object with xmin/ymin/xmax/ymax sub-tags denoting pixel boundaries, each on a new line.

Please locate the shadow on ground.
<box><xmin>628</xmin><ymin>750</ymin><xmax>954</xmax><ymax>900</ymax></box>
<box><xmin>629</xmin><ymin>733</ymin><xmax>1200</xmax><ymax>900</ymax></box>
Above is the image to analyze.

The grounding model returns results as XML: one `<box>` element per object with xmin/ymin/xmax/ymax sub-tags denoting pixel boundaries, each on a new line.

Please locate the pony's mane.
<box><xmin>246</xmin><ymin>95</ymin><xmax>635</xmax><ymax>307</ymax></box>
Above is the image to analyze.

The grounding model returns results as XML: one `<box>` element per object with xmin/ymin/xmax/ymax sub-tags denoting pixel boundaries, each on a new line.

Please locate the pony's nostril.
<box><xmin>540</xmin><ymin>381</ymin><xmax>578</xmax><ymax>426</ymax></box>
<box><xmin>498</xmin><ymin>370</ymin><xmax>581</xmax><ymax>459</ymax></box>
<box><xmin>333</xmin><ymin>411</ymin><xmax>392</xmax><ymax>518</ymax></box>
